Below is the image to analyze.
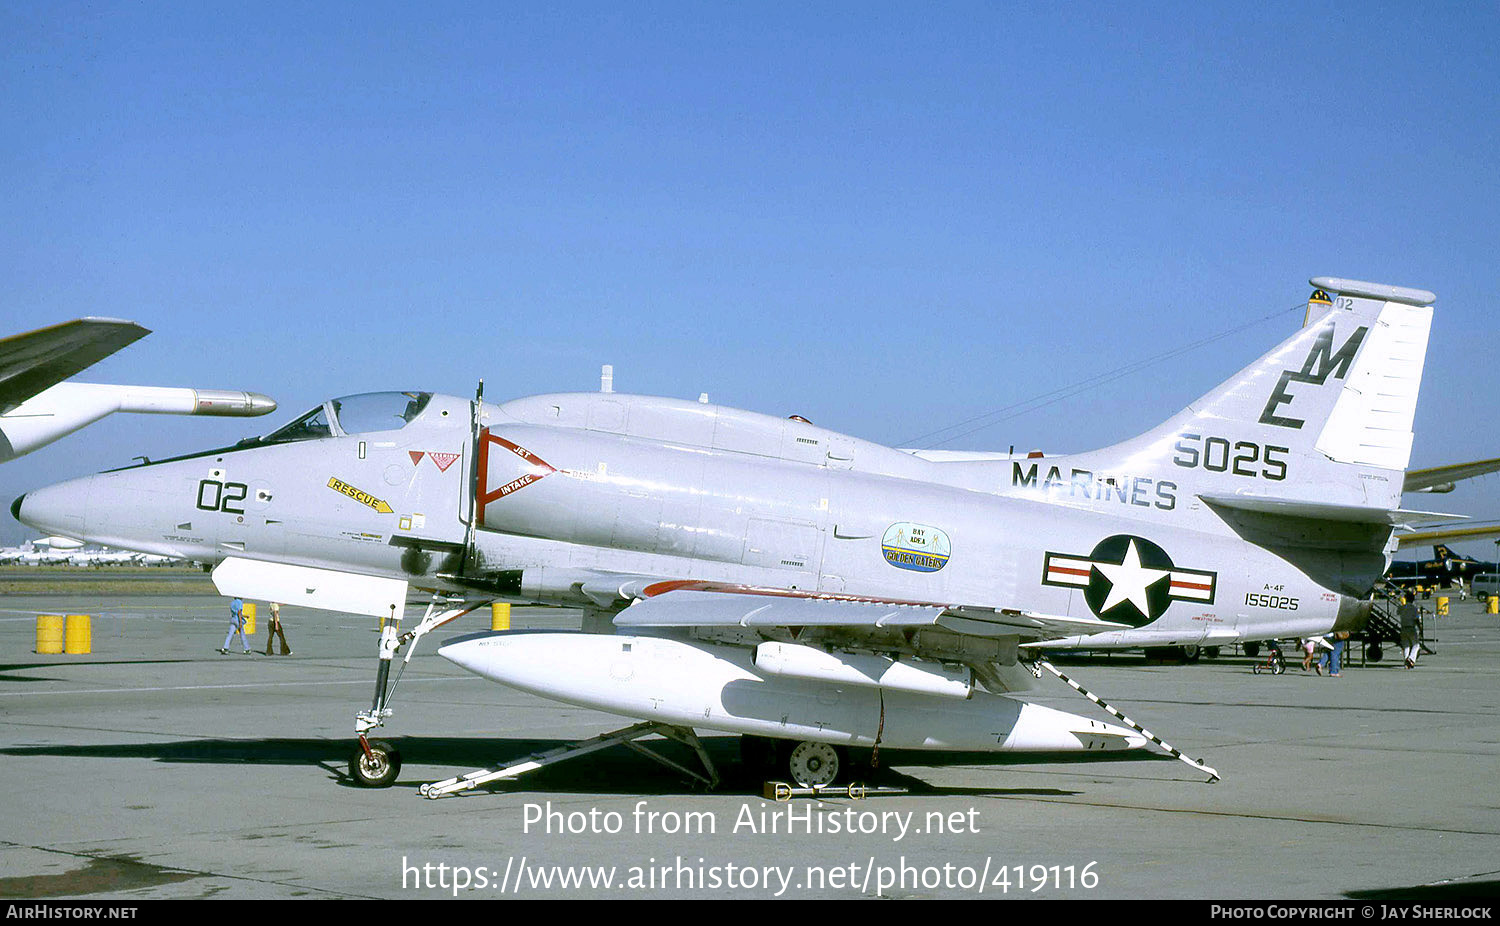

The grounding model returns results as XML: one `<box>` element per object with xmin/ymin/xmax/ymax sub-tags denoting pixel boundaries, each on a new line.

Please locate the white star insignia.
<box><xmin>1094</xmin><ymin>539</ymin><xmax>1171</xmax><ymax>616</ymax></box>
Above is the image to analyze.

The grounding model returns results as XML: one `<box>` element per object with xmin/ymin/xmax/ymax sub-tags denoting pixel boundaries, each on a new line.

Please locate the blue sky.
<box><xmin>3</xmin><ymin>2</ymin><xmax>1498</xmax><ymax>555</ymax></box>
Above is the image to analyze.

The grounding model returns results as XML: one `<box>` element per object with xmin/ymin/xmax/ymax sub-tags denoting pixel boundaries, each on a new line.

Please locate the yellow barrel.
<box><xmin>491</xmin><ymin>602</ymin><xmax>512</xmax><ymax>631</ymax></box>
<box><xmin>65</xmin><ymin>614</ymin><xmax>92</xmax><ymax>654</ymax></box>
<box><xmin>36</xmin><ymin>614</ymin><xmax>64</xmax><ymax>654</ymax></box>
<box><xmin>1437</xmin><ymin>596</ymin><xmax>1449</xmax><ymax>616</ymax></box>
<box><xmin>1489</xmin><ymin>595</ymin><xmax>1499</xmax><ymax>615</ymax></box>
<box><xmin>242</xmin><ymin>601</ymin><xmax>256</xmax><ymax>635</ymax></box>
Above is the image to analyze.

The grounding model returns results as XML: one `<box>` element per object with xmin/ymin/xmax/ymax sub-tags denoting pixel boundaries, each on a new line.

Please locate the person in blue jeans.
<box><xmin>1319</xmin><ymin>631</ymin><xmax>1348</xmax><ymax>677</ymax></box>
<box><xmin>219</xmin><ymin>597</ymin><xmax>251</xmax><ymax>655</ymax></box>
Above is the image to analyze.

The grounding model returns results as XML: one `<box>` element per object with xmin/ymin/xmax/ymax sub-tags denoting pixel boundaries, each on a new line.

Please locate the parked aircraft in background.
<box><xmin>12</xmin><ymin>277</ymin><xmax>1454</xmax><ymax>790</ymax></box>
<box><xmin>1387</xmin><ymin>543</ymin><xmax>1499</xmax><ymax>589</ymax></box>
<box><xmin>0</xmin><ymin>317</ymin><xmax>278</xmax><ymax>462</ymax></box>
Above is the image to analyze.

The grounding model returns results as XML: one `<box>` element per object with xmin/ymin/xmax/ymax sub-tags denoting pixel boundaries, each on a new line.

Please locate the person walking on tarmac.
<box><xmin>264</xmin><ymin>601</ymin><xmax>292</xmax><ymax>656</ymax></box>
<box><xmin>1399</xmin><ymin>595</ymin><xmax>1422</xmax><ymax>668</ymax></box>
<box><xmin>219</xmin><ymin>597</ymin><xmax>251</xmax><ymax>655</ymax></box>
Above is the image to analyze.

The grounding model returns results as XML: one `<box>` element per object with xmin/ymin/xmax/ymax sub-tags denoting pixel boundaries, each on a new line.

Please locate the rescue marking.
<box><xmin>326</xmin><ymin>477</ymin><xmax>394</xmax><ymax>514</ymax></box>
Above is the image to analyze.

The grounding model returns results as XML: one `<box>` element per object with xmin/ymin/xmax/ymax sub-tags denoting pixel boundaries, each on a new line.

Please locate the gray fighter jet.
<box><xmin>11</xmin><ymin>277</ymin><xmax>1449</xmax><ymax>791</ymax></box>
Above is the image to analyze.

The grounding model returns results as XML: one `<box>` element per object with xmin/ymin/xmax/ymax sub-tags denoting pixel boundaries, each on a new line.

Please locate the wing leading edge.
<box><xmin>614</xmin><ymin>584</ymin><xmax>1131</xmax><ymax>640</ymax></box>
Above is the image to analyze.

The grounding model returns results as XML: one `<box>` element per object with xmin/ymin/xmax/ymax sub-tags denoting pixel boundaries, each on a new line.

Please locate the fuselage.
<box><xmin>14</xmin><ymin>388</ymin><xmax>1373</xmax><ymax>647</ymax></box>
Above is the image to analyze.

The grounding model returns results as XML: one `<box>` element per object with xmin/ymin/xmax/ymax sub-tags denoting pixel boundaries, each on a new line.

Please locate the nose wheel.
<box><xmin>350</xmin><ymin>598</ymin><xmax>480</xmax><ymax>788</ymax></box>
<box><xmin>351</xmin><ymin>737</ymin><xmax>402</xmax><ymax>788</ymax></box>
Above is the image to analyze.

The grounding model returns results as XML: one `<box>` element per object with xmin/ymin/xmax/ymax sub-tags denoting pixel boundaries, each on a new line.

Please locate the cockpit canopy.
<box><xmin>263</xmin><ymin>392</ymin><xmax>432</xmax><ymax>443</ymax></box>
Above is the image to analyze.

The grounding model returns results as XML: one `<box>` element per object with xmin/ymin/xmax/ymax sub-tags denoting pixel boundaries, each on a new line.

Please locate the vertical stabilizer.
<box><xmin>1069</xmin><ymin>277</ymin><xmax>1435</xmax><ymax>514</ymax></box>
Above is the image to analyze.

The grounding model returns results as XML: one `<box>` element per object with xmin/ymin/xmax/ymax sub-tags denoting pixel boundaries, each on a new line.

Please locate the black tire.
<box><xmin>350</xmin><ymin>739</ymin><xmax>401</xmax><ymax>788</ymax></box>
<box><xmin>1253</xmin><ymin>663</ymin><xmax>1263</xmax><ymax>675</ymax></box>
<box><xmin>1181</xmin><ymin>645</ymin><xmax>1201</xmax><ymax>663</ymax></box>
<box><xmin>1244</xmin><ymin>642</ymin><xmax>1262</xmax><ymax>659</ymax></box>
<box><xmin>1204</xmin><ymin>646</ymin><xmax>1221</xmax><ymax>660</ymax></box>
<box><xmin>786</xmin><ymin>741</ymin><xmax>842</xmax><ymax>788</ymax></box>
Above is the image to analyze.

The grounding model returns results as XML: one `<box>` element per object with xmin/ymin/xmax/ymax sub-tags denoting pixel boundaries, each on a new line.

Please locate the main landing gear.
<box><xmin>351</xmin><ymin>597</ymin><xmax>478</xmax><ymax>788</ymax></box>
<box><xmin>741</xmin><ymin>735</ymin><xmax>850</xmax><ymax>789</ymax></box>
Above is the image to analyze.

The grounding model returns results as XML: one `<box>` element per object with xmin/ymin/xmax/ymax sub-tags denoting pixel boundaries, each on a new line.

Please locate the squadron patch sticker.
<box><xmin>1042</xmin><ymin>534</ymin><xmax>1215</xmax><ymax>626</ymax></box>
<box><xmin>326</xmin><ymin>477</ymin><xmax>394</xmax><ymax>514</ymax></box>
<box><xmin>881</xmin><ymin>522</ymin><xmax>951</xmax><ymax>573</ymax></box>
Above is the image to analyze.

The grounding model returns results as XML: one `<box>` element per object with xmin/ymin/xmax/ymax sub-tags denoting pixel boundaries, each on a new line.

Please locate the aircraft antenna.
<box><xmin>902</xmin><ymin>301</ymin><xmax>1303</xmax><ymax>449</ymax></box>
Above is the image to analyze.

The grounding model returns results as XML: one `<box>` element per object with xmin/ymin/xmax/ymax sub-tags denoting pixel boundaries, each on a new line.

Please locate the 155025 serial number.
<box><xmin>1244</xmin><ymin>593</ymin><xmax>1299</xmax><ymax>611</ymax></box>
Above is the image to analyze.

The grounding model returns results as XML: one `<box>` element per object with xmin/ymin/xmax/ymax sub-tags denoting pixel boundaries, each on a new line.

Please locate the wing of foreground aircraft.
<box><xmin>0</xmin><ymin>317</ymin><xmax>278</xmax><ymax>463</ymax></box>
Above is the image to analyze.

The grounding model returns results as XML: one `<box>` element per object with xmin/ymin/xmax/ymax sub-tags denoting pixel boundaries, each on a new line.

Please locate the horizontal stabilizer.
<box><xmin>1200</xmin><ymin>494</ymin><xmax>1464</xmax><ymax>527</ymax></box>
<box><xmin>212</xmin><ymin>557</ymin><xmax>408</xmax><ymax>618</ymax></box>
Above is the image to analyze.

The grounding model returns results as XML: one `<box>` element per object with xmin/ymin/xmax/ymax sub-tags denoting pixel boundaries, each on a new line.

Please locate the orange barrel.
<box><xmin>65</xmin><ymin>614</ymin><xmax>92</xmax><ymax>654</ymax></box>
<box><xmin>36</xmin><ymin>614</ymin><xmax>64</xmax><ymax>654</ymax></box>
<box><xmin>491</xmin><ymin>602</ymin><xmax>511</xmax><ymax>631</ymax></box>
<box><xmin>242</xmin><ymin>601</ymin><xmax>256</xmax><ymax>635</ymax></box>
<box><xmin>1489</xmin><ymin>595</ymin><xmax>1499</xmax><ymax>615</ymax></box>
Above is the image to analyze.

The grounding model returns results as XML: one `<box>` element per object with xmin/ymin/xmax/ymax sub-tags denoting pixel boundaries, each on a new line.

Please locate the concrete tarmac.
<box><xmin>2</xmin><ymin>581</ymin><xmax>1498</xmax><ymax>900</ymax></box>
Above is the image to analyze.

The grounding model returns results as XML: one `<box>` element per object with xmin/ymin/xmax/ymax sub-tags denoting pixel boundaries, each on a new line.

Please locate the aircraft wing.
<box><xmin>613</xmin><ymin>583</ymin><xmax>1131</xmax><ymax>640</ymax></box>
<box><xmin>1404</xmin><ymin>457</ymin><xmax>1500</xmax><ymax>493</ymax></box>
<box><xmin>0</xmin><ymin>318</ymin><xmax>149</xmax><ymax>414</ymax></box>
<box><xmin>1396</xmin><ymin>524</ymin><xmax>1500</xmax><ymax>548</ymax></box>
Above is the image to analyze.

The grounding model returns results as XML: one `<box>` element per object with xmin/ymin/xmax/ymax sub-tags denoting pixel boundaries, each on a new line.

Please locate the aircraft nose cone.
<box><xmin>12</xmin><ymin>478</ymin><xmax>90</xmax><ymax>540</ymax></box>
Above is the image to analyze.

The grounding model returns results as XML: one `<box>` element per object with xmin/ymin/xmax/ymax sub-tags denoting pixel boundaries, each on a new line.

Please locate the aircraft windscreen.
<box><xmin>330</xmin><ymin>392</ymin><xmax>432</xmax><ymax>434</ymax></box>
<box><xmin>262</xmin><ymin>405</ymin><xmax>333</xmax><ymax>444</ymax></box>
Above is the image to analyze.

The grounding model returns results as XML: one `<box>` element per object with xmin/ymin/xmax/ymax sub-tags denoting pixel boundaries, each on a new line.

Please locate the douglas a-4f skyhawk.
<box><xmin>11</xmin><ymin>277</ymin><xmax>1453</xmax><ymax>792</ymax></box>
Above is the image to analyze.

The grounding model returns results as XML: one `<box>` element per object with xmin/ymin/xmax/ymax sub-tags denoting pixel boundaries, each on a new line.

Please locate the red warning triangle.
<box><xmin>409</xmin><ymin>451</ymin><xmax>425</xmax><ymax>465</ymax></box>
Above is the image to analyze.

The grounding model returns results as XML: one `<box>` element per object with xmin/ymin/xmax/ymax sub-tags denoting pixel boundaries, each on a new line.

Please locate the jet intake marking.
<box><xmin>1042</xmin><ymin>535</ymin><xmax>1216</xmax><ymax>627</ymax></box>
<box><xmin>881</xmin><ymin>522</ymin><xmax>951</xmax><ymax>572</ymax></box>
<box><xmin>476</xmin><ymin>430</ymin><xmax>558</xmax><ymax>521</ymax></box>
<box><xmin>326</xmin><ymin>477</ymin><xmax>394</xmax><ymax>514</ymax></box>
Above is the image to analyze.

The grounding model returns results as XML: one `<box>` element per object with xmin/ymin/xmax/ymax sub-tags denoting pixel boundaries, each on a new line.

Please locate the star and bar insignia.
<box><xmin>1042</xmin><ymin>534</ymin><xmax>1216</xmax><ymax>626</ymax></box>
